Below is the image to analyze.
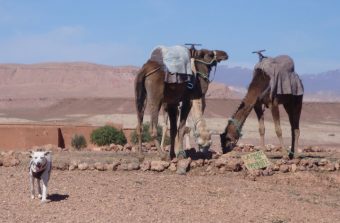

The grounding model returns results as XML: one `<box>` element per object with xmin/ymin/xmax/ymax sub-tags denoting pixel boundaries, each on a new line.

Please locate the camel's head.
<box><xmin>220</xmin><ymin>119</ymin><xmax>241</xmax><ymax>153</ymax></box>
<box><xmin>193</xmin><ymin>49</ymin><xmax>228</xmax><ymax>65</ymax></box>
<box><xmin>196</xmin><ymin>129</ymin><xmax>212</xmax><ymax>152</ymax></box>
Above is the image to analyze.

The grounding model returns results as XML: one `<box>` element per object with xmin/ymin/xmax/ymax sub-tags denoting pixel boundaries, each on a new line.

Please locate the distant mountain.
<box><xmin>301</xmin><ymin>69</ymin><xmax>340</xmax><ymax>94</ymax></box>
<box><xmin>214</xmin><ymin>65</ymin><xmax>340</xmax><ymax>101</ymax></box>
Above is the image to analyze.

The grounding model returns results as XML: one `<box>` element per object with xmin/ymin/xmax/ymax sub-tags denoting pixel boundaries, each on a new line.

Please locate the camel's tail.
<box><xmin>134</xmin><ymin>65</ymin><xmax>147</xmax><ymax>122</ymax></box>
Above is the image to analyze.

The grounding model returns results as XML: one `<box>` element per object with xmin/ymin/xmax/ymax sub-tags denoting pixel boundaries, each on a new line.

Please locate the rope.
<box><xmin>145</xmin><ymin>67</ymin><xmax>161</xmax><ymax>78</ymax></box>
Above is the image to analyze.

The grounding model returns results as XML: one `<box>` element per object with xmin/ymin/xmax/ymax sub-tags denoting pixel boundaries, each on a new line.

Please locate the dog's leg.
<box><xmin>29</xmin><ymin>175</ymin><xmax>35</xmax><ymax>199</ymax></box>
<box><xmin>37</xmin><ymin>179</ymin><xmax>42</xmax><ymax>199</ymax></box>
<box><xmin>41</xmin><ymin>177</ymin><xmax>48</xmax><ymax>203</ymax></box>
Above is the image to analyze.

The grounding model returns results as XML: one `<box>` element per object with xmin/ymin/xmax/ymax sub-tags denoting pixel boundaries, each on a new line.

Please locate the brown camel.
<box><xmin>220</xmin><ymin>55</ymin><xmax>303</xmax><ymax>159</ymax></box>
<box><xmin>135</xmin><ymin>46</ymin><xmax>228</xmax><ymax>159</ymax></box>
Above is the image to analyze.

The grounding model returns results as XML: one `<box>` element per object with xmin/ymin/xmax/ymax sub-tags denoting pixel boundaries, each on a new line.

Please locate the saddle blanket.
<box><xmin>150</xmin><ymin>45</ymin><xmax>192</xmax><ymax>84</ymax></box>
<box><xmin>254</xmin><ymin>55</ymin><xmax>304</xmax><ymax>96</ymax></box>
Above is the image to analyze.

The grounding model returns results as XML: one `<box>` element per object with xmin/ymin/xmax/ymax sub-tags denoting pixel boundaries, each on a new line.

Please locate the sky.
<box><xmin>0</xmin><ymin>0</ymin><xmax>339</xmax><ymax>74</ymax></box>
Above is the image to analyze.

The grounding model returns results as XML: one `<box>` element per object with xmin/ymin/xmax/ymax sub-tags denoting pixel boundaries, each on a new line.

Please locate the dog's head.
<box><xmin>29</xmin><ymin>151</ymin><xmax>50</xmax><ymax>172</ymax></box>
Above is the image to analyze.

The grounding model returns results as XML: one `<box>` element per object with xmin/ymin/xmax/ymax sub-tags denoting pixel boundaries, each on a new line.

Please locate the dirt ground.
<box><xmin>1</xmin><ymin>162</ymin><xmax>340</xmax><ymax>223</ymax></box>
<box><xmin>1</xmin><ymin>98</ymin><xmax>340</xmax><ymax>222</ymax></box>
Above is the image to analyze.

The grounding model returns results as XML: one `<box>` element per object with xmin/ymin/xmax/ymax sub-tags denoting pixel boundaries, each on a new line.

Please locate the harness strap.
<box><xmin>145</xmin><ymin>67</ymin><xmax>161</xmax><ymax>78</ymax></box>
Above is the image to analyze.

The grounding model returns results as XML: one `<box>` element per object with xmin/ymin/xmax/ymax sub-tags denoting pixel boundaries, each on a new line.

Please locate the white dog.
<box><xmin>29</xmin><ymin>151</ymin><xmax>52</xmax><ymax>203</ymax></box>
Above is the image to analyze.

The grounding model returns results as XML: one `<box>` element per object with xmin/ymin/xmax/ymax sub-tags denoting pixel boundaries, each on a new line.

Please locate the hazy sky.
<box><xmin>0</xmin><ymin>0</ymin><xmax>339</xmax><ymax>73</ymax></box>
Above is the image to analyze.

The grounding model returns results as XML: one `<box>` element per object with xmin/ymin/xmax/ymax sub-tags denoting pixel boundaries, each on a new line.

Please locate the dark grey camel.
<box><xmin>135</xmin><ymin>46</ymin><xmax>228</xmax><ymax>159</ymax></box>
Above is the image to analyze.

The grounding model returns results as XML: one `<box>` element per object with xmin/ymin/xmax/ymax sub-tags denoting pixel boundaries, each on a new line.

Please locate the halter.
<box><xmin>192</xmin><ymin>51</ymin><xmax>218</xmax><ymax>83</ymax></box>
<box><xmin>228</xmin><ymin>118</ymin><xmax>243</xmax><ymax>143</ymax></box>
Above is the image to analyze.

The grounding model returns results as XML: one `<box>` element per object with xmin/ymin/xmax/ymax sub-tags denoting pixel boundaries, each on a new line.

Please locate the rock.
<box><xmin>279</xmin><ymin>164</ymin><xmax>290</xmax><ymax>173</ymax></box>
<box><xmin>0</xmin><ymin>158</ymin><xmax>3</xmax><ymax>166</ymax></box>
<box><xmin>249</xmin><ymin>169</ymin><xmax>262</xmax><ymax>177</ymax></box>
<box><xmin>320</xmin><ymin>163</ymin><xmax>335</xmax><ymax>171</ymax></box>
<box><xmin>298</xmin><ymin>166</ymin><xmax>306</xmax><ymax>171</ymax></box>
<box><xmin>171</xmin><ymin>158</ymin><xmax>178</xmax><ymax>164</ymax></box>
<box><xmin>335</xmin><ymin>162</ymin><xmax>340</xmax><ymax>171</ymax></box>
<box><xmin>68</xmin><ymin>164</ymin><xmax>77</xmax><ymax>171</ymax></box>
<box><xmin>150</xmin><ymin>161</ymin><xmax>169</xmax><ymax>172</ymax></box>
<box><xmin>291</xmin><ymin>164</ymin><xmax>297</xmax><ymax>173</ymax></box>
<box><xmin>219</xmin><ymin>167</ymin><xmax>226</xmax><ymax>174</ymax></box>
<box><xmin>105</xmin><ymin>163</ymin><xmax>114</xmax><ymax>171</ymax></box>
<box><xmin>272</xmin><ymin>164</ymin><xmax>280</xmax><ymax>171</ymax></box>
<box><xmin>225</xmin><ymin>158</ymin><xmax>243</xmax><ymax>172</ymax></box>
<box><xmin>212</xmin><ymin>153</ymin><xmax>221</xmax><ymax>159</ymax></box>
<box><xmin>88</xmin><ymin>163</ymin><xmax>95</xmax><ymax>170</ymax></box>
<box><xmin>92</xmin><ymin>147</ymin><xmax>102</xmax><ymax>152</ymax></box>
<box><xmin>2</xmin><ymin>156</ymin><xmax>20</xmax><ymax>167</ymax></box>
<box><xmin>94</xmin><ymin>162</ymin><xmax>105</xmax><ymax>171</ymax></box>
<box><xmin>205</xmin><ymin>165</ymin><xmax>213</xmax><ymax>172</ymax></box>
<box><xmin>116</xmin><ymin>145</ymin><xmax>124</xmax><ymax>151</ymax></box>
<box><xmin>215</xmin><ymin>157</ymin><xmax>228</xmax><ymax>168</ymax></box>
<box><xmin>262</xmin><ymin>168</ymin><xmax>273</xmax><ymax>176</ymax></box>
<box><xmin>128</xmin><ymin>162</ymin><xmax>140</xmax><ymax>171</ymax></box>
<box><xmin>169</xmin><ymin>163</ymin><xmax>177</xmax><ymax>172</ymax></box>
<box><xmin>53</xmin><ymin>162</ymin><xmax>68</xmax><ymax>170</ymax></box>
<box><xmin>318</xmin><ymin>159</ymin><xmax>329</xmax><ymax>166</ymax></box>
<box><xmin>299</xmin><ymin>159</ymin><xmax>309</xmax><ymax>166</ymax></box>
<box><xmin>112</xmin><ymin>161</ymin><xmax>120</xmax><ymax>170</ymax></box>
<box><xmin>118</xmin><ymin>163</ymin><xmax>129</xmax><ymax>171</ymax></box>
<box><xmin>78</xmin><ymin>162</ymin><xmax>89</xmax><ymax>170</ymax></box>
<box><xmin>190</xmin><ymin>161</ymin><xmax>197</xmax><ymax>169</ymax></box>
<box><xmin>140</xmin><ymin>161</ymin><xmax>151</xmax><ymax>171</ymax></box>
<box><xmin>176</xmin><ymin>158</ymin><xmax>191</xmax><ymax>175</ymax></box>
<box><xmin>124</xmin><ymin>143</ymin><xmax>132</xmax><ymax>151</ymax></box>
<box><xmin>196</xmin><ymin>159</ymin><xmax>204</xmax><ymax>167</ymax></box>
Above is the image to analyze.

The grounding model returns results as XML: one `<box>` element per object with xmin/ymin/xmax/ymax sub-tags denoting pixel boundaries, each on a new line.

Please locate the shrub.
<box><xmin>71</xmin><ymin>134</ymin><xmax>87</xmax><ymax>150</ymax></box>
<box><xmin>130</xmin><ymin>122</ymin><xmax>170</xmax><ymax>145</ymax></box>
<box><xmin>90</xmin><ymin>125</ymin><xmax>127</xmax><ymax>146</ymax></box>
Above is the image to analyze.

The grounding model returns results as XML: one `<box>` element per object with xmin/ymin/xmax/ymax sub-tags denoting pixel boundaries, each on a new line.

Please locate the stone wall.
<box><xmin>0</xmin><ymin>123</ymin><xmax>128</xmax><ymax>151</ymax></box>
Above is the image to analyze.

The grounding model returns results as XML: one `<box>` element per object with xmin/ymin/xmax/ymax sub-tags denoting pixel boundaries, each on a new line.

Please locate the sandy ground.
<box><xmin>1</xmin><ymin>164</ymin><xmax>340</xmax><ymax>223</ymax></box>
<box><xmin>1</xmin><ymin>98</ymin><xmax>340</xmax><ymax>222</ymax></box>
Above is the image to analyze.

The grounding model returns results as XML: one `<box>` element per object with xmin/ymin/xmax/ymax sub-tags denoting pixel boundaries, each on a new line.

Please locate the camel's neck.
<box><xmin>229</xmin><ymin>71</ymin><xmax>270</xmax><ymax>139</ymax></box>
<box><xmin>191</xmin><ymin>98</ymin><xmax>206</xmax><ymax>132</ymax></box>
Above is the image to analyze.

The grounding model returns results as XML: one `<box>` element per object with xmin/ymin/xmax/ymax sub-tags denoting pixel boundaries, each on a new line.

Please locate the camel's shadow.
<box><xmin>185</xmin><ymin>148</ymin><xmax>213</xmax><ymax>160</ymax></box>
<box><xmin>48</xmin><ymin>193</ymin><xmax>69</xmax><ymax>202</ymax></box>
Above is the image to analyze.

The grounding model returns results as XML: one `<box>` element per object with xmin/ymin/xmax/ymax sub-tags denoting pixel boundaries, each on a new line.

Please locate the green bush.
<box><xmin>130</xmin><ymin>122</ymin><xmax>170</xmax><ymax>145</ymax></box>
<box><xmin>71</xmin><ymin>134</ymin><xmax>87</xmax><ymax>150</ymax></box>
<box><xmin>90</xmin><ymin>125</ymin><xmax>127</xmax><ymax>146</ymax></box>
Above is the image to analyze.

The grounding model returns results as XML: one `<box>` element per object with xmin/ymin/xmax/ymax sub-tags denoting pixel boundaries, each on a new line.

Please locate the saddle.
<box><xmin>150</xmin><ymin>45</ymin><xmax>193</xmax><ymax>85</ymax></box>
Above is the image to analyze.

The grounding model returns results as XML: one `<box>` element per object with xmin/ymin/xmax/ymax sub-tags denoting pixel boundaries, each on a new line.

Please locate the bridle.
<box><xmin>191</xmin><ymin>50</ymin><xmax>218</xmax><ymax>83</ymax></box>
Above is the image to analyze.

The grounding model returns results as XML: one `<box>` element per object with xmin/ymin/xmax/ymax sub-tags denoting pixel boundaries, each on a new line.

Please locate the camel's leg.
<box><xmin>283</xmin><ymin>96</ymin><xmax>302</xmax><ymax>159</ymax></box>
<box><xmin>271</xmin><ymin>100</ymin><xmax>285</xmax><ymax>150</ymax></box>
<box><xmin>175</xmin><ymin>100</ymin><xmax>192</xmax><ymax>158</ymax></box>
<box><xmin>160</xmin><ymin>105</ymin><xmax>168</xmax><ymax>151</ymax></box>
<box><xmin>254</xmin><ymin>102</ymin><xmax>265</xmax><ymax>148</ymax></box>
<box><xmin>184</xmin><ymin>120</ymin><xmax>191</xmax><ymax>149</ymax></box>
<box><xmin>135</xmin><ymin>83</ymin><xmax>147</xmax><ymax>154</ymax></box>
<box><xmin>168</xmin><ymin>105</ymin><xmax>178</xmax><ymax>160</ymax></box>
<box><xmin>149</xmin><ymin>99</ymin><xmax>163</xmax><ymax>157</ymax></box>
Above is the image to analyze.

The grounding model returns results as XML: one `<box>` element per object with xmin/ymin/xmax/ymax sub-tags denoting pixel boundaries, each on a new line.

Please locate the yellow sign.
<box><xmin>241</xmin><ymin>151</ymin><xmax>271</xmax><ymax>170</ymax></box>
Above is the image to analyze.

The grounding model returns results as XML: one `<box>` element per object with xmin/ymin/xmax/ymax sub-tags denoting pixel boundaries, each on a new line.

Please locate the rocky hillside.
<box><xmin>0</xmin><ymin>62</ymin><xmax>240</xmax><ymax>100</ymax></box>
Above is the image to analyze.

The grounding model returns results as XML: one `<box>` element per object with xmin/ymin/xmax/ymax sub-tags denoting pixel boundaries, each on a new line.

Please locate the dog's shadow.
<box><xmin>48</xmin><ymin>193</ymin><xmax>69</xmax><ymax>202</ymax></box>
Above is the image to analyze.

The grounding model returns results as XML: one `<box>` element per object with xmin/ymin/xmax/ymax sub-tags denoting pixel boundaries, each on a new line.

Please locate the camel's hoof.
<box><xmin>159</xmin><ymin>152</ymin><xmax>169</xmax><ymax>161</ymax></box>
<box><xmin>176</xmin><ymin>150</ymin><xmax>187</xmax><ymax>159</ymax></box>
<box><xmin>288</xmin><ymin>151</ymin><xmax>295</xmax><ymax>160</ymax></box>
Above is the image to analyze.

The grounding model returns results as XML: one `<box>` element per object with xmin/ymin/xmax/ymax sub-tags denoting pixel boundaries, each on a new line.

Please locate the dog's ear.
<box><xmin>29</xmin><ymin>151</ymin><xmax>33</xmax><ymax>158</ymax></box>
<box><xmin>44</xmin><ymin>151</ymin><xmax>51</xmax><ymax>156</ymax></box>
